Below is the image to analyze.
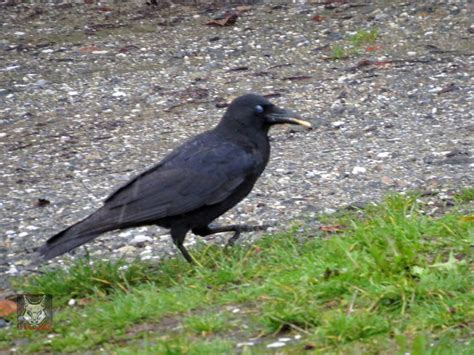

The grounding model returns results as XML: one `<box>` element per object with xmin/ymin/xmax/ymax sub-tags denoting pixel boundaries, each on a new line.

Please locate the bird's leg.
<box><xmin>192</xmin><ymin>224</ymin><xmax>269</xmax><ymax>246</ymax></box>
<box><xmin>170</xmin><ymin>227</ymin><xmax>202</xmax><ymax>266</ymax></box>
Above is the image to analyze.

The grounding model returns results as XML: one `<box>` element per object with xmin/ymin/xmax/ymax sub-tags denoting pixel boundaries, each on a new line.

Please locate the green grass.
<box><xmin>329</xmin><ymin>28</ymin><xmax>380</xmax><ymax>59</ymax></box>
<box><xmin>350</xmin><ymin>28</ymin><xmax>379</xmax><ymax>47</ymax></box>
<box><xmin>330</xmin><ymin>45</ymin><xmax>348</xmax><ymax>60</ymax></box>
<box><xmin>455</xmin><ymin>187</ymin><xmax>474</xmax><ymax>203</ymax></box>
<box><xmin>1</xmin><ymin>193</ymin><xmax>473</xmax><ymax>353</ymax></box>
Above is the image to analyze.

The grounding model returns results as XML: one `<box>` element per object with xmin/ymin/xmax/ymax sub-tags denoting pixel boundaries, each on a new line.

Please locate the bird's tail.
<box><xmin>37</xmin><ymin>209</ymin><xmax>114</xmax><ymax>260</ymax></box>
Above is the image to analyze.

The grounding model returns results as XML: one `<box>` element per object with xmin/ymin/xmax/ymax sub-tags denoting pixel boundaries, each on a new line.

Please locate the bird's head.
<box><xmin>218</xmin><ymin>94</ymin><xmax>311</xmax><ymax>134</ymax></box>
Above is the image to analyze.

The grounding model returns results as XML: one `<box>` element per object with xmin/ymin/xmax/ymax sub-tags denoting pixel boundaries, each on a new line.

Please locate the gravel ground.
<box><xmin>1</xmin><ymin>1</ymin><xmax>473</xmax><ymax>294</ymax></box>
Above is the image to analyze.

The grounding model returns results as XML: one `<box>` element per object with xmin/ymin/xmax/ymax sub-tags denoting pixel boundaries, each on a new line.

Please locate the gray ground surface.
<box><xmin>1</xmin><ymin>1</ymin><xmax>473</xmax><ymax>294</ymax></box>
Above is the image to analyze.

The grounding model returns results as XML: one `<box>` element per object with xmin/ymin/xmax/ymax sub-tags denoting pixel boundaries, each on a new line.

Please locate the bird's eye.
<box><xmin>254</xmin><ymin>105</ymin><xmax>264</xmax><ymax>114</ymax></box>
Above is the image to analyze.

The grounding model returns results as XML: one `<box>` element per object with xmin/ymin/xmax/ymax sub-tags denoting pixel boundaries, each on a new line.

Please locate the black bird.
<box><xmin>38</xmin><ymin>94</ymin><xmax>311</xmax><ymax>263</ymax></box>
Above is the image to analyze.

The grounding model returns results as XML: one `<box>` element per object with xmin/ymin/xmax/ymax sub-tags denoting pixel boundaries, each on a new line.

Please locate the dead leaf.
<box><xmin>366</xmin><ymin>45</ymin><xmax>382</xmax><ymax>52</ymax></box>
<box><xmin>319</xmin><ymin>225</ymin><xmax>343</xmax><ymax>232</ymax></box>
<box><xmin>97</xmin><ymin>6</ymin><xmax>112</xmax><ymax>12</ymax></box>
<box><xmin>355</xmin><ymin>59</ymin><xmax>373</xmax><ymax>68</ymax></box>
<box><xmin>460</xmin><ymin>215</ymin><xmax>474</xmax><ymax>222</ymax></box>
<box><xmin>311</xmin><ymin>15</ymin><xmax>325</xmax><ymax>22</ymax></box>
<box><xmin>35</xmin><ymin>198</ymin><xmax>51</xmax><ymax>207</ymax></box>
<box><xmin>263</xmin><ymin>93</ymin><xmax>282</xmax><ymax>99</ymax></box>
<box><xmin>78</xmin><ymin>298</ymin><xmax>93</xmax><ymax>306</ymax></box>
<box><xmin>373</xmin><ymin>60</ymin><xmax>393</xmax><ymax>67</ymax></box>
<box><xmin>283</xmin><ymin>75</ymin><xmax>312</xmax><ymax>81</ymax></box>
<box><xmin>118</xmin><ymin>45</ymin><xmax>139</xmax><ymax>53</ymax></box>
<box><xmin>437</xmin><ymin>83</ymin><xmax>459</xmax><ymax>96</ymax></box>
<box><xmin>227</xmin><ymin>66</ymin><xmax>249</xmax><ymax>72</ymax></box>
<box><xmin>381</xmin><ymin>176</ymin><xmax>394</xmax><ymax>186</ymax></box>
<box><xmin>236</xmin><ymin>5</ymin><xmax>251</xmax><ymax>13</ymax></box>
<box><xmin>0</xmin><ymin>299</ymin><xmax>17</xmax><ymax>317</ymax></box>
<box><xmin>206</xmin><ymin>12</ymin><xmax>239</xmax><ymax>27</ymax></box>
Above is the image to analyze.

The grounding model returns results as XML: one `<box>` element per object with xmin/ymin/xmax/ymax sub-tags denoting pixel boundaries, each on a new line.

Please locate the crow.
<box><xmin>37</xmin><ymin>94</ymin><xmax>311</xmax><ymax>263</ymax></box>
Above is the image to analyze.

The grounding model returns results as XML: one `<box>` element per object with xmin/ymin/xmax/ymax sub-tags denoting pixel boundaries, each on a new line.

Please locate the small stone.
<box><xmin>267</xmin><ymin>341</ymin><xmax>286</xmax><ymax>348</ymax></box>
<box><xmin>130</xmin><ymin>235</ymin><xmax>152</xmax><ymax>246</ymax></box>
<box><xmin>278</xmin><ymin>337</ymin><xmax>292</xmax><ymax>342</ymax></box>
<box><xmin>237</xmin><ymin>342</ymin><xmax>254</xmax><ymax>347</ymax></box>
<box><xmin>6</xmin><ymin>265</ymin><xmax>18</xmax><ymax>275</ymax></box>
<box><xmin>337</xmin><ymin>74</ymin><xmax>355</xmax><ymax>83</ymax></box>
<box><xmin>112</xmin><ymin>91</ymin><xmax>127</xmax><ymax>97</ymax></box>
<box><xmin>331</xmin><ymin>121</ymin><xmax>344</xmax><ymax>128</ymax></box>
<box><xmin>35</xmin><ymin>79</ymin><xmax>48</xmax><ymax>88</ymax></box>
<box><xmin>117</xmin><ymin>245</ymin><xmax>137</xmax><ymax>255</ymax></box>
<box><xmin>0</xmin><ymin>319</ymin><xmax>8</xmax><ymax>329</ymax></box>
<box><xmin>5</xmin><ymin>65</ymin><xmax>20</xmax><ymax>71</ymax></box>
<box><xmin>352</xmin><ymin>166</ymin><xmax>367</xmax><ymax>174</ymax></box>
<box><xmin>68</xmin><ymin>299</ymin><xmax>76</xmax><ymax>306</ymax></box>
<box><xmin>330</xmin><ymin>100</ymin><xmax>345</xmax><ymax>115</ymax></box>
<box><xmin>376</xmin><ymin>152</ymin><xmax>390</xmax><ymax>158</ymax></box>
<box><xmin>140</xmin><ymin>249</ymin><xmax>152</xmax><ymax>256</ymax></box>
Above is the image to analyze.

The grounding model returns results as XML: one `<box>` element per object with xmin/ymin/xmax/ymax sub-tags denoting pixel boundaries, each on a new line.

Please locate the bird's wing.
<box><xmin>103</xmin><ymin>138</ymin><xmax>259</xmax><ymax>225</ymax></box>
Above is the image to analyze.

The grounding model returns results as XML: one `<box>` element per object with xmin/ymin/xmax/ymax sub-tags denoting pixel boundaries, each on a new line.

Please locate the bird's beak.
<box><xmin>265</xmin><ymin>107</ymin><xmax>312</xmax><ymax>128</ymax></box>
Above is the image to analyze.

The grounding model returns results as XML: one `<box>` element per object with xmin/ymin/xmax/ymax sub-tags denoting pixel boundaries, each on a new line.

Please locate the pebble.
<box><xmin>237</xmin><ymin>342</ymin><xmax>254</xmax><ymax>347</ymax></box>
<box><xmin>34</xmin><ymin>79</ymin><xmax>48</xmax><ymax>88</ymax></box>
<box><xmin>130</xmin><ymin>235</ymin><xmax>152</xmax><ymax>246</ymax></box>
<box><xmin>331</xmin><ymin>121</ymin><xmax>344</xmax><ymax>128</ymax></box>
<box><xmin>112</xmin><ymin>91</ymin><xmax>127</xmax><ymax>97</ymax></box>
<box><xmin>330</xmin><ymin>100</ymin><xmax>345</xmax><ymax>115</ymax></box>
<box><xmin>4</xmin><ymin>65</ymin><xmax>21</xmax><ymax>71</ymax></box>
<box><xmin>6</xmin><ymin>265</ymin><xmax>18</xmax><ymax>275</ymax></box>
<box><xmin>267</xmin><ymin>341</ymin><xmax>286</xmax><ymax>348</ymax></box>
<box><xmin>116</xmin><ymin>245</ymin><xmax>137</xmax><ymax>255</ymax></box>
<box><xmin>352</xmin><ymin>166</ymin><xmax>367</xmax><ymax>174</ymax></box>
<box><xmin>376</xmin><ymin>152</ymin><xmax>391</xmax><ymax>158</ymax></box>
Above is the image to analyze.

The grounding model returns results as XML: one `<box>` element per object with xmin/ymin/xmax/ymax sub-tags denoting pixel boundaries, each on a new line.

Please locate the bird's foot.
<box><xmin>225</xmin><ymin>224</ymin><xmax>270</xmax><ymax>247</ymax></box>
